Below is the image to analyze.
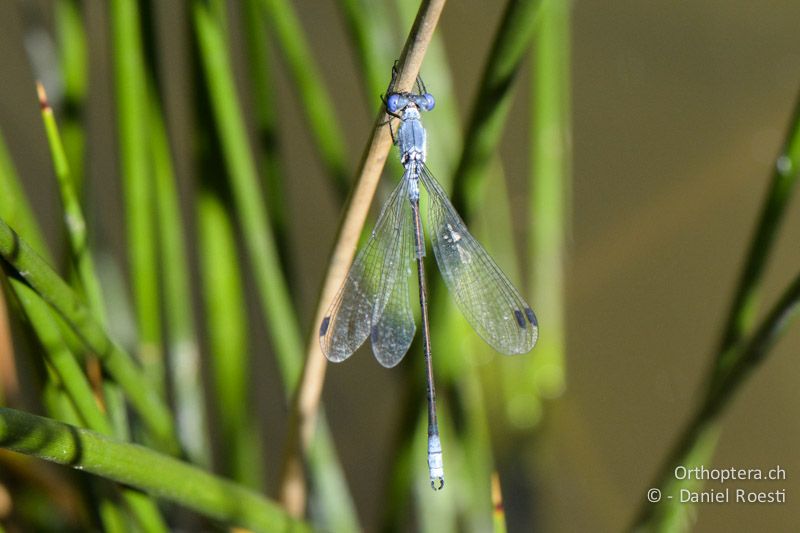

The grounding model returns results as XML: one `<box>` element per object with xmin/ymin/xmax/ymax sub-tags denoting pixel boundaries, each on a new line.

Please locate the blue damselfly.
<box><xmin>320</xmin><ymin>64</ymin><xmax>538</xmax><ymax>490</ymax></box>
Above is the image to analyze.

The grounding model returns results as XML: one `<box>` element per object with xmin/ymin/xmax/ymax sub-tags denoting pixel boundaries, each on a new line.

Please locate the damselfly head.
<box><xmin>386</xmin><ymin>92</ymin><xmax>435</xmax><ymax>114</ymax></box>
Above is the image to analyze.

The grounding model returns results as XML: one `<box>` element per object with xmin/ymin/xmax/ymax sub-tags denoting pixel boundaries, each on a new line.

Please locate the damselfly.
<box><xmin>320</xmin><ymin>64</ymin><xmax>538</xmax><ymax>490</ymax></box>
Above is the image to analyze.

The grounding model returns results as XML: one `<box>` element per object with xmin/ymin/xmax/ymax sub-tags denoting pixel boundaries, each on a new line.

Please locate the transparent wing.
<box><xmin>419</xmin><ymin>166</ymin><xmax>538</xmax><ymax>354</ymax></box>
<box><xmin>370</xmin><ymin>185</ymin><xmax>416</xmax><ymax>368</ymax></box>
<box><xmin>320</xmin><ymin>178</ymin><xmax>411</xmax><ymax>362</ymax></box>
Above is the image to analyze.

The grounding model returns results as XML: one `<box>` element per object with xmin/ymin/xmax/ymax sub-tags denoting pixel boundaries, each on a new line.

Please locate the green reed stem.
<box><xmin>451</xmin><ymin>0</ymin><xmax>543</xmax><ymax>220</ymax></box>
<box><xmin>0</xmin><ymin>218</ymin><xmax>179</xmax><ymax>454</ymax></box>
<box><xmin>528</xmin><ymin>0</ymin><xmax>570</xmax><ymax>399</ymax></box>
<box><xmin>632</xmin><ymin>269</ymin><xmax>800</xmax><ymax>532</ymax></box>
<box><xmin>632</xmin><ymin>90</ymin><xmax>800</xmax><ymax>531</ymax></box>
<box><xmin>1</xmin><ymin>116</ymin><xmax>167</xmax><ymax>530</ymax></box>
<box><xmin>339</xmin><ymin>0</ymin><xmax>396</xmax><ymax>100</ymax></box>
<box><xmin>198</xmin><ymin>190</ymin><xmax>263</xmax><ymax>489</ymax></box>
<box><xmin>7</xmin><ymin>281</ymin><xmax>169</xmax><ymax>532</ymax></box>
<box><xmin>54</xmin><ymin>0</ymin><xmax>87</xmax><ymax>193</ymax></box>
<box><xmin>149</xmin><ymin>86</ymin><xmax>211</xmax><ymax>467</ymax></box>
<box><xmin>0</xmin><ymin>407</ymin><xmax>309</xmax><ymax>532</ymax></box>
<box><xmin>192</xmin><ymin>5</ymin><xmax>357</xmax><ymax>527</ymax></box>
<box><xmin>37</xmin><ymin>84</ymin><xmax>106</xmax><ymax>324</ymax></box>
<box><xmin>10</xmin><ymin>281</ymin><xmax>111</xmax><ymax>436</ymax></box>
<box><xmin>193</xmin><ymin>0</ymin><xmax>303</xmax><ymax>391</ymax></box>
<box><xmin>110</xmin><ymin>0</ymin><xmax>164</xmax><ymax>394</ymax></box>
<box><xmin>257</xmin><ymin>0</ymin><xmax>351</xmax><ymax>196</ymax></box>
<box><xmin>0</xmin><ymin>129</ymin><xmax>49</xmax><ymax>258</ymax></box>
<box><xmin>243</xmin><ymin>0</ymin><xmax>291</xmax><ymax>276</ymax></box>
<box><xmin>711</xmin><ymin>90</ymin><xmax>800</xmax><ymax>388</ymax></box>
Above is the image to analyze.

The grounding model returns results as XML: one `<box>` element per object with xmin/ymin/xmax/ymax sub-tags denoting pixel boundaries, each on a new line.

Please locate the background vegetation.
<box><xmin>0</xmin><ymin>0</ymin><xmax>798</xmax><ymax>531</ymax></box>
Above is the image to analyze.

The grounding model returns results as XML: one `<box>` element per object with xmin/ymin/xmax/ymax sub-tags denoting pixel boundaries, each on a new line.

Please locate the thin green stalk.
<box><xmin>193</xmin><ymin>0</ymin><xmax>303</xmax><ymax>393</ymax></box>
<box><xmin>0</xmin><ymin>128</ymin><xmax>49</xmax><ymax>258</ymax></box>
<box><xmin>149</xmin><ymin>86</ymin><xmax>211</xmax><ymax>467</ymax></box>
<box><xmin>257</xmin><ymin>0</ymin><xmax>351</xmax><ymax>196</ymax></box>
<box><xmin>711</xmin><ymin>89</ymin><xmax>800</xmax><ymax>387</ymax></box>
<box><xmin>0</xmin><ymin>127</ymin><xmax>75</xmax><ymax>423</ymax></box>
<box><xmin>110</xmin><ymin>0</ymin><xmax>164</xmax><ymax>394</ymax></box>
<box><xmin>450</xmin><ymin>0</ymin><xmax>544</xmax><ymax>220</ymax></box>
<box><xmin>30</xmin><ymin>78</ymin><xmax>130</xmax><ymax>450</ymax></box>
<box><xmin>37</xmin><ymin>73</ymin><xmax>133</xmax><ymax>455</ymax></box>
<box><xmin>192</xmin><ymin>5</ymin><xmax>357</xmax><ymax>527</ymax></box>
<box><xmin>304</xmin><ymin>418</ymin><xmax>360</xmax><ymax>531</ymax></box>
<box><xmin>243</xmin><ymin>0</ymin><xmax>290</xmax><ymax>277</ymax></box>
<box><xmin>0</xmin><ymin>218</ymin><xmax>179</xmax><ymax>454</ymax></box>
<box><xmin>54</xmin><ymin>0</ymin><xmax>88</xmax><ymax>193</ymax></box>
<box><xmin>120</xmin><ymin>490</ymin><xmax>169</xmax><ymax>533</ymax></box>
<box><xmin>197</xmin><ymin>191</ymin><xmax>262</xmax><ymax>489</ymax></box>
<box><xmin>37</xmin><ymin>83</ymin><xmax>106</xmax><ymax>324</ymax></box>
<box><xmin>19</xmin><ymin>296</ymin><xmax>167</xmax><ymax>532</ymax></box>
<box><xmin>526</xmin><ymin>0</ymin><xmax>570</xmax><ymax>404</ymax></box>
<box><xmin>705</xmin><ymin>273</ymin><xmax>800</xmax><ymax>419</ymax></box>
<box><xmin>37</xmin><ymin>83</ymin><xmax>136</xmax><ymax>495</ymax></box>
<box><xmin>339</xmin><ymin>0</ymin><xmax>397</xmax><ymax>101</ymax></box>
<box><xmin>0</xmin><ymin>407</ymin><xmax>309</xmax><ymax>532</ymax></box>
<box><xmin>379</xmin><ymin>362</ymin><xmax>424</xmax><ymax>532</ymax></box>
<box><xmin>2</xmin><ymin>281</ymin><xmax>135</xmax><ymax>531</ymax></box>
<box><xmin>631</xmin><ymin>90</ymin><xmax>800</xmax><ymax>531</ymax></box>
<box><xmin>457</xmin><ymin>368</ymin><xmax>495</xmax><ymax>531</ymax></box>
<box><xmin>631</xmin><ymin>269</ymin><xmax>800</xmax><ymax>531</ymax></box>
<box><xmin>9</xmin><ymin>281</ymin><xmax>111</xmax><ymax>436</ymax></box>
<box><xmin>0</xmin><ymin>206</ymin><xmax>165</xmax><ymax>531</ymax></box>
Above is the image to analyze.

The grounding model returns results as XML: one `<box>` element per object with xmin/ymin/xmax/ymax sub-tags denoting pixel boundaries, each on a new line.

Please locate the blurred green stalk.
<box><xmin>3</xmin><ymin>107</ymin><xmax>167</xmax><ymax>529</ymax></box>
<box><xmin>149</xmin><ymin>87</ymin><xmax>211</xmax><ymax>467</ymax></box>
<box><xmin>257</xmin><ymin>0</ymin><xmax>351</xmax><ymax>196</ymax></box>
<box><xmin>632</xmin><ymin>269</ymin><xmax>800</xmax><ymax>532</ymax></box>
<box><xmin>243</xmin><ymin>0</ymin><xmax>291</xmax><ymax>277</ymax></box>
<box><xmin>450</xmin><ymin>0</ymin><xmax>543</xmax><ymax>219</ymax></box>
<box><xmin>632</xmin><ymin>90</ymin><xmax>800</xmax><ymax>531</ymax></box>
<box><xmin>339</xmin><ymin>0</ymin><xmax>396</xmax><ymax>101</ymax></box>
<box><xmin>526</xmin><ymin>0</ymin><xmax>569</xmax><ymax>407</ymax></box>
<box><xmin>193</xmin><ymin>0</ymin><xmax>302</xmax><ymax>391</ymax></box>
<box><xmin>0</xmin><ymin>129</ymin><xmax>49</xmax><ymax>257</ymax></box>
<box><xmin>0</xmin><ymin>407</ymin><xmax>309</xmax><ymax>532</ymax></box>
<box><xmin>110</xmin><ymin>0</ymin><xmax>165</xmax><ymax>394</ymax></box>
<box><xmin>54</xmin><ymin>0</ymin><xmax>87</xmax><ymax>193</ymax></box>
<box><xmin>198</xmin><ymin>190</ymin><xmax>263</xmax><ymax>488</ymax></box>
<box><xmin>6</xmin><ymin>282</ymin><xmax>168</xmax><ymax>532</ymax></box>
<box><xmin>192</xmin><ymin>4</ymin><xmax>358</xmax><ymax>528</ymax></box>
<box><xmin>0</xmin><ymin>217</ymin><xmax>179</xmax><ymax>455</ymax></box>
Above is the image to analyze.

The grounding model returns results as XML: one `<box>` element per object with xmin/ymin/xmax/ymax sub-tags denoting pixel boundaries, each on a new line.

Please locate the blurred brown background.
<box><xmin>1</xmin><ymin>1</ymin><xmax>799</xmax><ymax>531</ymax></box>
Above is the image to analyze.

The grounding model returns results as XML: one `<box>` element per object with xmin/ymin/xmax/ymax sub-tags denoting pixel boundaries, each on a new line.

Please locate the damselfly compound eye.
<box><xmin>386</xmin><ymin>93</ymin><xmax>402</xmax><ymax>113</ymax></box>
